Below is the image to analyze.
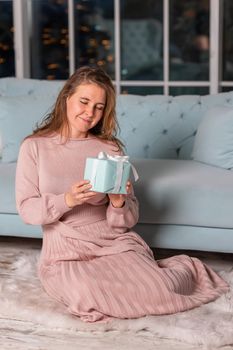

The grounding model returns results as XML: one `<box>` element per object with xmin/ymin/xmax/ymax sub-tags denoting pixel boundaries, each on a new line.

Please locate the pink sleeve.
<box><xmin>106</xmin><ymin>189</ymin><xmax>139</xmax><ymax>233</ymax></box>
<box><xmin>15</xmin><ymin>139</ymin><xmax>71</xmax><ymax>226</ymax></box>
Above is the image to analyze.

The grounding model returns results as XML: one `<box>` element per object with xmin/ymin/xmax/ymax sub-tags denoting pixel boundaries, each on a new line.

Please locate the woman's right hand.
<box><xmin>65</xmin><ymin>180</ymin><xmax>97</xmax><ymax>208</ymax></box>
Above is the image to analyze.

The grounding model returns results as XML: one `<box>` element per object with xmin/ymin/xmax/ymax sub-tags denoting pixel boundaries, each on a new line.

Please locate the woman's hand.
<box><xmin>108</xmin><ymin>181</ymin><xmax>132</xmax><ymax>208</ymax></box>
<box><xmin>65</xmin><ymin>180</ymin><xmax>97</xmax><ymax>208</ymax></box>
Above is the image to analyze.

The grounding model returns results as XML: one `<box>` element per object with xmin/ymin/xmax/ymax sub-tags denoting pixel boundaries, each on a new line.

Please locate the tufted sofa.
<box><xmin>1</xmin><ymin>77</ymin><xmax>233</xmax><ymax>253</ymax></box>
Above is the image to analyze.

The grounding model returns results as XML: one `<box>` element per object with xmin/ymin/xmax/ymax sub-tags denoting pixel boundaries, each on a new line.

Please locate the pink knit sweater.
<box><xmin>16</xmin><ymin>134</ymin><xmax>138</xmax><ymax>230</ymax></box>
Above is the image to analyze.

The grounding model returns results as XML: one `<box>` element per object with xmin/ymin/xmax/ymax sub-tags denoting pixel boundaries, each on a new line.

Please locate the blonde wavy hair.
<box><xmin>29</xmin><ymin>66</ymin><xmax>124</xmax><ymax>151</ymax></box>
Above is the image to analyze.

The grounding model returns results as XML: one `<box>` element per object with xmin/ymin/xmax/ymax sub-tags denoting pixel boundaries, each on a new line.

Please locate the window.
<box><xmin>120</xmin><ymin>0</ymin><xmax>163</xmax><ymax>82</ymax></box>
<box><xmin>0</xmin><ymin>0</ymin><xmax>15</xmax><ymax>77</ymax></box>
<box><xmin>0</xmin><ymin>0</ymin><xmax>232</xmax><ymax>95</ymax></box>
<box><xmin>170</xmin><ymin>0</ymin><xmax>209</xmax><ymax>82</ymax></box>
<box><xmin>31</xmin><ymin>0</ymin><xmax>69</xmax><ymax>80</ymax></box>
<box><xmin>222</xmin><ymin>0</ymin><xmax>233</xmax><ymax>91</ymax></box>
<box><xmin>74</xmin><ymin>0</ymin><xmax>115</xmax><ymax>79</ymax></box>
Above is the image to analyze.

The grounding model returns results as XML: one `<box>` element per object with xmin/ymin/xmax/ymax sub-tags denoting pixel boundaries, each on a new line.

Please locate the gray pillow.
<box><xmin>191</xmin><ymin>106</ymin><xmax>233</xmax><ymax>169</ymax></box>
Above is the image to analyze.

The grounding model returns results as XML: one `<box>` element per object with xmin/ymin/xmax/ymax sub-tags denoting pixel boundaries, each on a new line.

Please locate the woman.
<box><xmin>16</xmin><ymin>66</ymin><xmax>229</xmax><ymax>323</ymax></box>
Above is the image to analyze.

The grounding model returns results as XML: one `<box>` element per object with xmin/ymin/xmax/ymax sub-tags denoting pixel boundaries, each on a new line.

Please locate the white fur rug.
<box><xmin>1</xmin><ymin>245</ymin><xmax>233</xmax><ymax>349</ymax></box>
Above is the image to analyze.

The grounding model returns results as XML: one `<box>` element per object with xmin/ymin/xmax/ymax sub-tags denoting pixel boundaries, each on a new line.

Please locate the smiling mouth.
<box><xmin>79</xmin><ymin>117</ymin><xmax>92</xmax><ymax>123</ymax></box>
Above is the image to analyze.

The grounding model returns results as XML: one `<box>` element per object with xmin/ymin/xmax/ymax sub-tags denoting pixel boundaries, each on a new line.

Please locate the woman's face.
<box><xmin>66</xmin><ymin>83</ymin><xmax>106</xmax><ymax>138</ymax></box>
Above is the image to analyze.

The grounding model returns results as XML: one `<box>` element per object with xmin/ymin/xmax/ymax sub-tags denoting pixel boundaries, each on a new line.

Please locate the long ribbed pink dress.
<box><xmin>15</xmin><ymin>134</ymin><xmax>229</xmax><ymax>323</ymax></box>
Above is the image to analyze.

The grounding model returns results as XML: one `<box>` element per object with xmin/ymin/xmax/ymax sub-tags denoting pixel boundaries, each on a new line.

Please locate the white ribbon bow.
<box><xmin>90</xmin><ymin>151</ymin><xmax>139</xmax><ymax>193</ymax></box>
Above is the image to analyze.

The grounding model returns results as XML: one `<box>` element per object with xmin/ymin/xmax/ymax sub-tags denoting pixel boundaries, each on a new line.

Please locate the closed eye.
<box><xmin>80</xmin><ymin>100</ymin><xmax>88</xmax><ymax>105</ymax></box>
<box><xmin>80</xmin><ymin>98</ymin><xmax>105</xmax><ymax>110</ymax></box>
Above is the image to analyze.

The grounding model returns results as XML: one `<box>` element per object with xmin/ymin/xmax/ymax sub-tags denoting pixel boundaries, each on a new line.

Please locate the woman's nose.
<box><xmin>85</xmin><ymin>106</ymin><xmax>94</xmax><ymax>117</ymax></box>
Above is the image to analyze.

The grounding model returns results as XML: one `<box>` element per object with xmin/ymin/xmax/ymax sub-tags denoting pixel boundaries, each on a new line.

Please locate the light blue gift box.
<box><xmin>84</xmin><ymin>152</ymin><xmax>137</xmax><ymax>194</ymax></box>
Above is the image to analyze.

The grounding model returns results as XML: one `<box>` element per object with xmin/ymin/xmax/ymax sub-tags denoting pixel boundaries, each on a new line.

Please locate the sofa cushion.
<box><xmin>2</xmin><ymin>159</ymin><xmax>233</xmax><ymax>230</ymax></box>
<box><xmin>116</xmin><ymin>93</ymin><xmax>233</xmax><ymax>160</ymax></box>
<box><xmin>0</xmin><ymin>163</ymin><xmax>17</xmax><ymax>213</ymax></box>
<box><xmin>0</xmin><ymin>94</ymin><xmax>57</xmax><ymax>162</ymax></box>
<box><xmin>0</xmin><ymin>78</ymin><xmax>64</xmax><ymax>97</ymax></box>
<box><xmin>191</xmin><ymin>106</ymin><xmax>233</xmax><ymax>169</ymax></box>
<box><xmin>133</xmin><ymin>158</ymin><xmax>233</xmax><ymax>228</ymax></box>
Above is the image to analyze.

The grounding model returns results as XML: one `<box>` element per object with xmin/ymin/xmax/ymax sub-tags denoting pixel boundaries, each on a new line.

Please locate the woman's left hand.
<box><xmin>108</xmin><ymin>181</ymin><xmax>132</xmax><ymax>208</ymax></box>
